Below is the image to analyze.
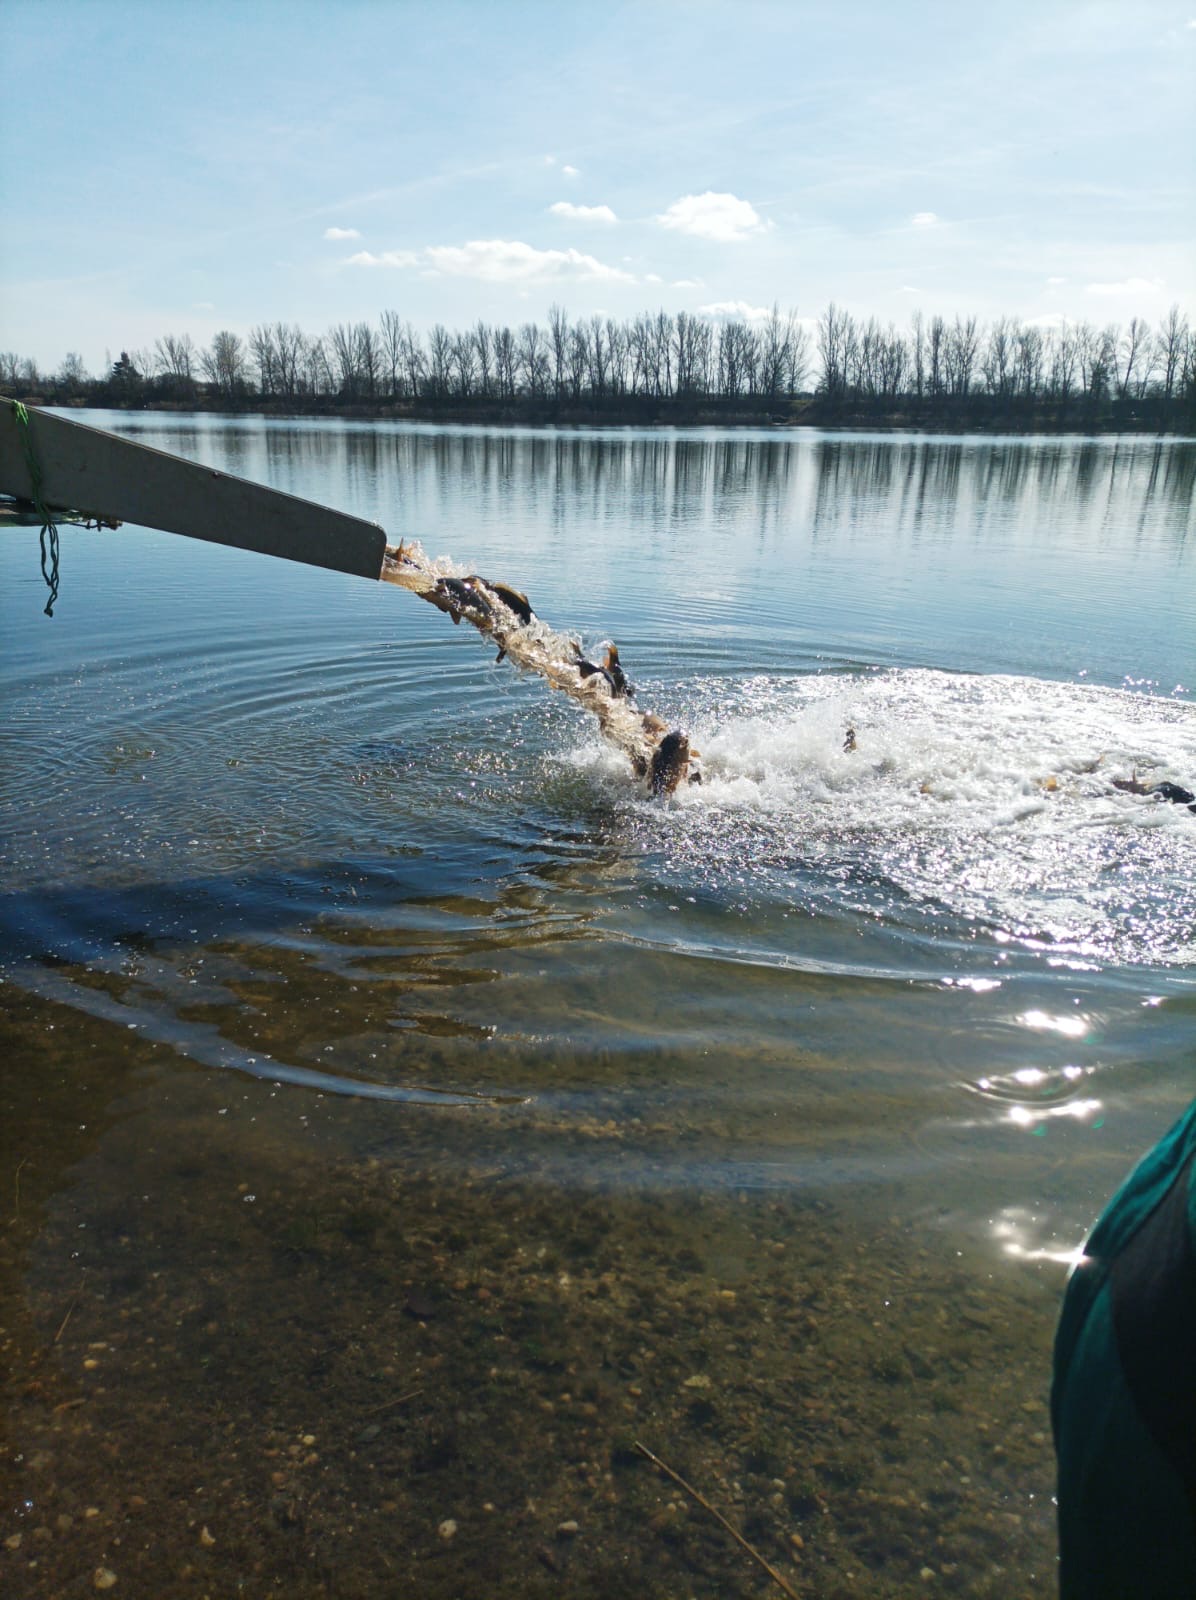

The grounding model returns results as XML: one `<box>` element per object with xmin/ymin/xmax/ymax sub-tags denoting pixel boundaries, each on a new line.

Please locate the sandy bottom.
<box><xmin>1</xmin><ymin>995</ymin><xmax>1061</xmax><ymax>1600</ymax></box>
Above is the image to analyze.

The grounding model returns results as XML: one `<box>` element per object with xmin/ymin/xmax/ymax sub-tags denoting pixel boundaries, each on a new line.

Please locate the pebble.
<box><xmin>4</xmin><ymin>1533</ymin><xmax>21</xmax><ymax>1551</ymax></box>
<box><xmin>556</xmin><ymin>1520</ymin><xmax>580</xmax><ymax>1538</ymax></box>
<box><xmin>94</xmin><ymin>1570</ymin><xmax>117</xmax><ymax>1591</ymax></box>
<box><xmin>199</xmin><ymin>1526</ymin><xmax>216</xmax><ymax>1548</ymax></box>
<box><xmin>438</xmin><ymin>1518</ymin><xmax>458</xmax><ymax>1541</ymax></box>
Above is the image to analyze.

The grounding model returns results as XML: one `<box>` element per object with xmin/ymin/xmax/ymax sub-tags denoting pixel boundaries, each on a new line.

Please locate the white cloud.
<box><xmin>424</xmin><ymin>239</ymin><xmax>633</xmax><ymax>284</ymax></box>
<box><xmin>1046</xmin><ymin>275</ymin><xmax>1067</xmax><ymax>286</ymax></box>
<box><xmin>324</xmin><ymin>226</ymin><xmax>361</xmax><ymax>241</ymax></box>
<box><xmin>562</xmin><ymin>164</ymin><xmax>580</xmax><ymax>178</ymax></box>
<box><xmin>898</xmin><ymin>284</ymin><xmax>920</xmax><ymax>294</ymax></box>
<box><xmin>699</xmin><ymin>299</ymin><xmax>772</xmax><ymax>321</ymax></box>
<box><xmin>671</xmin><ymin>278</ymin><xmax>701</xmax><ymax>289</ymax></box>
<box><xmin>644</xmin><ymin>273</ymin><xmax>663</xmax><ymax>284</ymax></box>
<box><xmin>657</xmin><ymin>191</ymin><xmax>769</xmax><ymax>243</ymax></box>
<box><xmin>549</xmin><ymin>201</ymin><xmax>617</xmax><ymax>223</ymax></box>
<box><xmin>1086</xmin><ymin>275</ymin><xmax>1165</xmax><ymax>296</ymax></box>
<box><xmin>910</xmin><ymin>211</ymin><xmax>940</xmax><ymax>228</ymax></box>
<box><xmin>346</xmin><ymin>249</ymin><xmax>417</xmax><ymax>268</ymax></box>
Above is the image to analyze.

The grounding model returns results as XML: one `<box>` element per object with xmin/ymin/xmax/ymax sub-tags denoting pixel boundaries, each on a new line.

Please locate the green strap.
<box><xmin>12</xmin><ymin>401</ymin><xmax>60</xmax><ymax>616</ymax></box>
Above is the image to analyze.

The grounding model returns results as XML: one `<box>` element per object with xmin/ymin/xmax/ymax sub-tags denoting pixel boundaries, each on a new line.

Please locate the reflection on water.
<box><xmin>1</xmin><ymin>420</ymin><xmax>1193</xmax><ymax>1595</ymax></box>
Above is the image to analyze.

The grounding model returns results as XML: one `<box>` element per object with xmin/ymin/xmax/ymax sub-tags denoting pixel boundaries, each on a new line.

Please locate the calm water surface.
<box><xmin>2</xmin><ymin>417</ymin><xmax>1194</xmax><ymax>1597</ymax></box>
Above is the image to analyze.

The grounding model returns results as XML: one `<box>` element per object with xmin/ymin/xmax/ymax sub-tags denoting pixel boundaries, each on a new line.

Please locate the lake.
<box><xmin>2</xmin><ymin>416</ymin><xmax>1194</xmax><ymax>1598</ymax></box>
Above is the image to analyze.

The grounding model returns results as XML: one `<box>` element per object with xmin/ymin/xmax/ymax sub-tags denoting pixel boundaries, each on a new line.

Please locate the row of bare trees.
<box><xmin>816</xmin><ymin>305</ymin><xmax>1191</xmax><ymax>404</ymax></box>
<box><xmin>2</xmin><ymin>302</ymin><xmax>1192</xmax><ymax>413</ymax></box>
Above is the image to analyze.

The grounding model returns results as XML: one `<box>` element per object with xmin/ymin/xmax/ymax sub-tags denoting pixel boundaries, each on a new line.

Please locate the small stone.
<box><xmin>199</xmin><ymin>1526</ymin><xmax>216</xmax><ymax>1548</ymax></box>
<box><xmin>301</xmin><ymin>1434</ymin><xmax>316</xmax><ymax>1447</ymax></box>
<box><xmin>556</xmin><ymin>1520</ymin><xmax>580</xmax><ymax>1538</ymax></box>
<box><xmin>920</xmin><ymin>1567</ymin><xmax>936</xmax><ymax>1580</ymax></box>
<box><xmin>4</xmin><ymin>1533</ymin><xmax>21</xmax><ymax>1551</ymax></box>
<box><xmin>682</xmin><ymin>1374</ymin><xmax>711</xmax><ymax>1390</ymax></box>
<box><xmin>789</xmin><ymin>1532</ymin><xmax>804</xmax><ymax>1550</ymax></box>
<box><xmin>83</xmin><ymin>1508</ymin><xmax>100</xmax><ymax>1520</ymax></box>
<box><xmin>94</xmin><ymin>1570</ymin><xmax>117</xmax><ymax>1592</ymax></box>
<box><xmin>437</xmin><ymin>1518</ymin><xmax>457</xmax><ymax>1542</ymax></box>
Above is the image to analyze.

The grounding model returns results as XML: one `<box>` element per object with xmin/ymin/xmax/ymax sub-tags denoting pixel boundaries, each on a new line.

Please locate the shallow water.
<box><xmin>2</xmin><ymin>418</ymin><xmax>1194</xmax><ymax>1596</ymax></box>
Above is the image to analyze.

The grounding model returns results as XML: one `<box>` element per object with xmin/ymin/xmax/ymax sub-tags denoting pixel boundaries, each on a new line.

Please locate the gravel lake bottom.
<box><xmin>3</xmin><ymin>992</ymin><xmax>1061</xmax><ymax>1600</ymax></box>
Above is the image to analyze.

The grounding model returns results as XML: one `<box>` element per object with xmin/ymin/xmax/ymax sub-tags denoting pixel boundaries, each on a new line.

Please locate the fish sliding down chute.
<box><xmin>380</xmin><ymin>540</ymin><xmax>701</xmax><ymax>797</ymax></box>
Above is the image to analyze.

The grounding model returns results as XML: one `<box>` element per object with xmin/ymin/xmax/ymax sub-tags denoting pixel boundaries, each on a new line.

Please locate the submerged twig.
<box><xmin>634</xmin><ymin>1439</ymin><xmax>801</xmax><ymax>1600</ymax></box>
<box><xmin>13</xmin><ymin>1155</ymin><xmax>29</xmax><ymax>1218</ymax></box>
<box><xmin>364</xmin><ymin>1386</ymin><xmax>424</xmax><ymax>1416</ymax></box>
<box><xmin>53</xmin><ymin>1270</ymin><xmax>87</xmax><ymax>1345</ymax></box>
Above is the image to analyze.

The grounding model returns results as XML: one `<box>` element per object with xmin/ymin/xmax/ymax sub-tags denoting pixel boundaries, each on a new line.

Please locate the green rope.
<box><xmin>12</xmin><ymin>401</ymin><xmax>61</xmax><ymax>616</ymax></box>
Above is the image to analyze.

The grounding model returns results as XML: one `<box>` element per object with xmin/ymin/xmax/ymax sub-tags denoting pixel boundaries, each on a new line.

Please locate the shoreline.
<box><xmin>18</xmin><ymin>394</ymin><xmax>1195</xmax><ymax>438</ymax></box>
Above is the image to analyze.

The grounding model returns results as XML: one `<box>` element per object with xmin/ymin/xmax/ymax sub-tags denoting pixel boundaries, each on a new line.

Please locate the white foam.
<box><xmin>575</xmin><ymin>670</ymin><xmax>1196</xmax><ymax>966</ymax></box>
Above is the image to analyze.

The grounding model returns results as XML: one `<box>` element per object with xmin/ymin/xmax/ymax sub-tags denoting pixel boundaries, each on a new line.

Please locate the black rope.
<box><xmin>13</xmin><ymin>401</ymin><xmax>61</xmax><ymax>616</ymax></box>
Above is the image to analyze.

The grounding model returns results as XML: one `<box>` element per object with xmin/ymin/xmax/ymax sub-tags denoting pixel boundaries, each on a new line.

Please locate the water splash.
<box><xmin>569</xmin><ymin>668</ymin><xmax>1196</xmax><ymax>967</ymax></box>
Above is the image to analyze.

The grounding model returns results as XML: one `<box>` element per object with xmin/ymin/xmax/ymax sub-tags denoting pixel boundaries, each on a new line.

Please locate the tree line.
<box><xmin>3</xmin><ymin>301</ymin><xmax>1192</xmax><ymax>430</ymax></box>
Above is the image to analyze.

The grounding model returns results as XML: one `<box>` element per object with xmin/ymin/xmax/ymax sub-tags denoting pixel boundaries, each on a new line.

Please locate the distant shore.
<box><xmin>22</xmin><ymin>391</ymin><xmax>1195</xmax><ymax>436</ymax></box>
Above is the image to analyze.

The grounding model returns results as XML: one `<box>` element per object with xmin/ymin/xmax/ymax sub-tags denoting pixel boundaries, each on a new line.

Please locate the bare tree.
<box><xmin>547</xmin><ymin>303</ymin><xmax>569</xmax><ymax>399</ymax></box>
<box><xmin>817</xmin><ymin>303</ymin><xmax>853</xmax><ymax>397</ymax></box>
<box><xmin>493</xmin><ymin>325</ymin><xmax>516</xmax><ymax>401</ymax></box>
<box><xmin>380</xmin><ymin>310</ymin><xmax>405</xmax><ymax>399</ymax></box>
<box><xmin>784</xmin><ymin>317</ymin><xmax>811</xmax><ymax>396</ymax></box>
<box><xmin>519</xmin><ymin>322</ymin><xmax>548</xmax><ymax>398</ymax></box>
<box><xmin>201</xmin><ymin>331</ymin><xmax>246</xmax><ymax>398</ymax></box>
<box><xmin>451</xmin><ymin>330</ymin><xmax>477</xmax><ymax>397</ymax></box>
<box><xmin>249</xmin><ymin>324</ymin><xmax>278</xmax><ymax>396</ymax></box>
<box><xmin>944</xmin><ymin>316</ymin><xmax>980</xmax><ymax>397</ymax></box>
<box><xmin>272</xmin><ymin>323</ymin><xmax>304</xmax><ymax>401</ymax></box>
<box><xmin>1048</xmin><ymin>322</ymin><xmax>1078</xmax><ymax>403</ymax></box>
<box><xmin>1155</xmin><ymin>304</ymin><xmax>1188</xmax><ymax>399</ymax></box>
<box><xmin>1076</xmin><ymin>323</ymin><xmax>1115</xmax><ymax>401</ymax></box>
<box><xmin>473</xmin><ymin>321</ymin><xmax>493</xmax><ymax>399</ymax></box>
<box><xmin>153</xmin><ymin>332</ymin><xmax>197</xmax><ymax>381</ymax></box>
<box><xmin>328</xmin><ymin>323</ymin><xmax>360</xmax><ymax>397</ymax></box>
<box><xmin>605</xmin><ymin>317</ymin><xmax>631</xmax><ymax>397</ymax></box>
<box><xmin>757</xmin><ymin>304</ymin><xmax>791</xmax><ymax>402</ymax></box>
<box><xmin>1115</xmin><ymin>317</ymin><xmax>1151</xmax><ymax>400</ymax></box>
<box><xmin>1014</xmin><ymin>324</ymin><xmax>1044</xmax><ymax>398</ymax></box>
<box><xmin>301</xmin><ymin>332</ymin><xmax>332</xmax><ymax>397</ymax></box>
<box><xmin>355</xmin><ymin>323</ymin><xmax>382</xmax><ymax>398</ymax></box>
<box><xmin>982</xmin><ymin>317</ymin><xmax>1015</xmax><ymax>397</ymax></box>
<box><xmin>400</xmin><ymin>322</ymin><xmax>425</xmax><ymax>398</ymax></box>
<box><xmin>910</xmin><ymin>310</ymin><xmax>926</xmax><ymax>399</ymax></box>
<box><xmin>926</xmin><ymin>315</ymin><xmax>946</xmax><ymax>397</ymax></box>
<box><xmin>427</xmin><ymin>324</ymin><xmax>453</xmax><ymax>397</ymax></box>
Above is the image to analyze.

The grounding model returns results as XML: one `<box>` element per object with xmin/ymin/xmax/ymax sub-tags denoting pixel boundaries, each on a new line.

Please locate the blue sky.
<box><xmin>3</xmin><ymin>0</ymin><xmax>1193</xmax><ymax>371</ymax></box>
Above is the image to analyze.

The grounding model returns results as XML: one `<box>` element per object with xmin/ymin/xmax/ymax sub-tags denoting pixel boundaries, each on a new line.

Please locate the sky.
<box><xmin>2</xmin><ymin>0</ymin><xmax>1193</xmax><ymax>373</ymax></box>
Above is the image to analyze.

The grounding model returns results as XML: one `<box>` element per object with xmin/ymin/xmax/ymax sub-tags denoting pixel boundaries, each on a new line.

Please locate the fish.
<box><xmin>483</xmin><ymin>580</ymin><xmax>535</xmax><ymax>626</ymax></box>
<box><xmin>433</xmin><ymin>576</ymin><xmax>494</xmax><ymax>626</ymax></box>
<box><xmin>648</xmin><ymin>730</ymin><xmax>693</xmax><ymax>798</ymax></box>
<box><xmin>1111</xmin><ymin>773</ymin><xmax>1196</xmax><ymax>812</ymax></box>
<box><xmin>575</xmin><ymin>642</ymin><xmax>634</xmax><ymax>698</ymax></box>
